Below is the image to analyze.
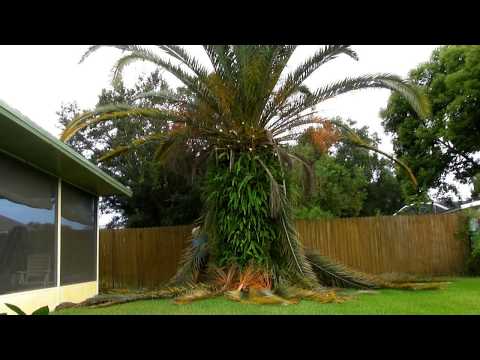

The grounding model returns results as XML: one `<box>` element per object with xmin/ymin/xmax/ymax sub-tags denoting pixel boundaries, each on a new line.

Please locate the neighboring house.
<box><xmin>0</xmin><ymin>100</ymin><xmax>132</xmax><ymax>314</ymax></box>
<box><xmin>393</xmin><ymin>202</ymin><xmax>450</xmax><ymax>216</ymax></box>
<box><xmin>446</xmin><ymin>199</ymin><xmax>480</xmax><ymax>233</ymax></box>
<box><xmin>446</xmin><ymin>199</ymin><xmax>480</xmax><ymax>213</ymax></box>
<box><xmin>394</xmin><ymin>198</ymin><xmax>480</xmax><ymax>235</ymax></box>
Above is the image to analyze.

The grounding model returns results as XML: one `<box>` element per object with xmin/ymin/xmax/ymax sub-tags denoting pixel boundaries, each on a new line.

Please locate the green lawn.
<box><xmin>54</xmin><ymin>277</ymin><xmax>480</xmax><ymax>315</ymax></box>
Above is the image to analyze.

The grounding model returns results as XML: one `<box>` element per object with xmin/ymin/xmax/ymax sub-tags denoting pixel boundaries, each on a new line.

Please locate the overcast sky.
<box><xmin>0</xmin><ymin>45</ymin><xmax>472</xmax><ymax>223</ymax></box>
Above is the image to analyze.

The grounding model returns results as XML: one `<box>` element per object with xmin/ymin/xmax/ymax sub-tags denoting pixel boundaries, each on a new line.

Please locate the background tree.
<box><xmin>473</xmin><ymin>173</ymin><xmax>480</xmax><ymax>199</ymax></box>
<box><xmin>381</xmin><ymin>45</ymin><xmax>480</xmax><ymax>199</ymax></box>
<box><xmin>334</xmin><ymin>119</ymin><xmax>405</xmax><ymax>215</ymax></box>
<box><xmin>58</xmin><ymin>71</ymin><xmax>203</xmax><ymax>228</ymax></box>
<box><xmin>293</xmin><ymin>118</ymin><xmax>405</xmax><ymax>218</ymax></box>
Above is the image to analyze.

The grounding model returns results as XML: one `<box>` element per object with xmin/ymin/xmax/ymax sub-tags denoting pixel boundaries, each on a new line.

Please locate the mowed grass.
<box><xmin>54</xmin><ymin>277</ymin><xmax>480</xmax><ymax>315</ymax></box>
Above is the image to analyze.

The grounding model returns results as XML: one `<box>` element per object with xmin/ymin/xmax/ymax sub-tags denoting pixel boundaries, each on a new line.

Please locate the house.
<box><xmin>0</xmin><ymin>100</ymin><xmax>132</xmax><ymax>314</ymax></box>
<box><xmin>446</xmin><ymin>199</ymin><xmax>480</xmax><ymax>233</ymax></box>
<box><xmin>446</xmin><ymin>199</ymin><xmax>480</xmax><ymax>213</ymax></box>
<box><xmin>393</xmin><ymin>202</ymin><xmax>450</xmax><ymax>216</ymax></box>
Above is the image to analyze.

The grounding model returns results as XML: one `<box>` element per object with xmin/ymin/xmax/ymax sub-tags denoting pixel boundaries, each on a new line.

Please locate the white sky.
<box><xmin>0</xmin><ymin>45</ymin><xmax>473</xmax><ymax>224</ymax></box>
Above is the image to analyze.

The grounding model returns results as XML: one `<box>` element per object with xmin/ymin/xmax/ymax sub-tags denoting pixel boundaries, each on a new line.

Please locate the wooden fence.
<box><xmin>99</xmin><ymin>213</ymin><xmax>468</xmax><ymax>290</ymax></box>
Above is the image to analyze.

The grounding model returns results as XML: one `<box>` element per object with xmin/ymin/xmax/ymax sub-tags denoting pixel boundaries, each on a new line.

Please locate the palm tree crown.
<box><xmin>62</xmin><ymin>45</ymin><xmax>429</xmax><ymax>162</ymax></box>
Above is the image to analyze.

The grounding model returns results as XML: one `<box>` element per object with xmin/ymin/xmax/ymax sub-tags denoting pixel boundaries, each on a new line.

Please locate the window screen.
<box><xmin>0</xmin><ymin>152</ymin><xmax>57</xmax><ymax>295</ymax></box>
<box><xmin>60</xmin><ymin>182</ymin><xmax>97</xmax><ymax>285</ymax></box>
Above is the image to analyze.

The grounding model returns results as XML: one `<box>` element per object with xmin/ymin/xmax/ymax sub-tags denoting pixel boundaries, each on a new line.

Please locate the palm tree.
<box><xmin>62</xmin><ymin>45</ymin><xmax>438</xmax><ymax>306</ymax></box>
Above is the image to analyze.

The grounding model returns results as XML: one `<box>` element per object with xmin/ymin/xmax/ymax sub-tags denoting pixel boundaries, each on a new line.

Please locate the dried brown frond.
<box><xmin>237</xmin><ymin>265</ymin><xmax>273</xmax><ymax>291</ymax></box>
<box><xmin>378</xmin><ymin>272</ymin><xmax>441</xmax><ymax>284</ymax></box>
<box><xmin>307</xmin><ymin>119</ymin><xmax>341</xmax><ymax>154</ymax></box>
<box><xmin>382</xmin><ymin>282</ymin><xmax>448</xmax><ymax>291</ymax></box>
<box><xmin>212</xmin><ymin>265</ymin><xmax>239</xmax><ymax>291</ymax></box>
<box><xmin>277</xmin><ymin>286</ymin><xmax>347</xmax><ymax>304</ymax></box>
<box><xmin>246</xmin><ymin>288</ymin><xmax>296</xmax><ymax>305</ymax></box>
<box><xmin>173</xmin><ymin>284</ymin><xmax>219</xmax><ymax>304</ymax></box>
<box><xmin>225</xmin><ymin>288</ymin><xmax>296</xmax><ymax>305</ymax></box>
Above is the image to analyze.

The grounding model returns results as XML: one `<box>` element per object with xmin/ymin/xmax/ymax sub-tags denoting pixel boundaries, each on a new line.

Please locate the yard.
<box><xmin>54</xmin><ymin>277</ymin><xmax>480</xmax><ymax>315</ymax></box>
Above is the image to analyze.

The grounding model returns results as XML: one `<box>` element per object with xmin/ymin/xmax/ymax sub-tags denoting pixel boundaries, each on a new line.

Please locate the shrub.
<box><xmin>467</xmin><ymin>232</ymin><xmax>480</xmax><ymax>275</ymax></box>
<box><xmin>465</xmin><ymin>211</ymin><xmax>480</xmax><ymax>276</ymax></box>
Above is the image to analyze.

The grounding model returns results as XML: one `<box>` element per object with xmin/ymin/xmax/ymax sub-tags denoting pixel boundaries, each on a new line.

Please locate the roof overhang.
<box><xmin>0</xmin><ymin>100</ymin><xmax>132</xmax><ymax>198</ymax></box>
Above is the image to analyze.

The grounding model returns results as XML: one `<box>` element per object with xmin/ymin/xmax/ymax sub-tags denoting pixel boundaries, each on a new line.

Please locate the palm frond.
<box><xmin>305</xmin><ymin>250</ymin><xmax>380</xmax><ymax>289</ymax></box>
<box><xmin>202</xmin><ymin>45</ymin><xmax>238</xmax><ymax>84</ymax></box>
<box><xmin>225</xmin><ymin>288</ymin><xmax>295</xmax><ymax>305</ymax></box>
<box><xmin>132</xmin><ymin>89</ymin><xmax>185</xmax><ymax>104</ymax></box>
<box><xmin>261</xmin><ymin>45</ymin><xmax>357</xmax><ymax>124</ymax></box>
<box><xmin>79</xmin><ymin>45</ymin><xmax>221</xmax><ymax>112</ymax></box>
<box><xmin>281</xmin><ymin>45</ymin><xmax>358</xmax><ymax>97</ymax></box>
<box><xmin>152</xmin><ymin>128</ymin><xmax>191</xmax><ymax>166</ymax></box>
<box><xmin>170</xmin><ymin>231</ymin><xmax>209</xmax><ymax>285</ymax></box>
<box><xmin>275</xmin><ymin>286</ymin><xmax>345</xmax><ymax>304</ymax></box>
<box><xmin>60</xmin><ymin>105</ymin><xmax>173</xmax><ymax>143</ymax></box>
<box><xmin>156</xmin><ymin>45</ymin><xmax>210</xmax><ymax>80</ymax></box>
<box><xmin>210</xmin><ymin>265</ymin><xmax>239</xmax><ymax>291</ymax></box>
<box><xmin>310</xmin><ymin>73</ymin><xmax>430</xmax><ymax>119</ymax></box>
<box><xmin>255</xmin><ymin>157</ymin><xmax>283</xmax><ymax>218</ymax></box>
<box><xmin>173</xmin><ymin>284</ymin><xmax>218</xmax><ymax>304</ymax></box>
<box><xmin>111</xmin><ymin>54</ymin><xmax>148</xmax><ymax>90</ymax></box>
<box><xmin>79</xmin><ymin>45</ymin><xmax>105</xmax><ymax>63</ymax></box>
<box><xmin>329</xmin><ymin>118</ymin><xmax>418</xmax><ymax>187</ymax></box>
<box><xmin>97</xmin><ymin>133</ymin><xmax>165</xmax><ymax>163</ymax></box>
<box><xmin>285</xmin><ymin>152</ymin><xmax>316</xmax><ymax>199</ymax></box>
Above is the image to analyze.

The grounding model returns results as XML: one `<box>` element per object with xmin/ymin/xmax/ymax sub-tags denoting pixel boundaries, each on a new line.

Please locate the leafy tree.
<box><xmin>473</xmin><ymin>173</ymin><xmax>480</xmax><ymax>199</ymax></box>
<box><xmin>61</xmin><ymin>45</ymin><xmax>430</xmax><ymax>305</ymax></box>
<box><xmin>58</xmin><ymin>71</ymin><xmax>203</xmax><ymax>227</ymax></box>
<box><xmin>381</xmin><ymin>45</ymin><xmax>480</xmax><ymax>198</ymax></box>
<box><xmin>334</xmin><ymin>120</ymin><xmax>405</xmax><ymax>215</ymax></box>
<box><xmin>293</xmin><ymin>118</ymin><xmax>404</xmax><ymax>218</ymax></box>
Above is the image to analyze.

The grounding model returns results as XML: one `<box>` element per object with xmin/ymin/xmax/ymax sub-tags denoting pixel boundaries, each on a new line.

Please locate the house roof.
<box><xmin>0</xmin><ymin>99</ymin><xmax>132</xmax><ymax>197</ymax></box>
<box><xmin>446</xmin><ymin>199</ymin><xmax>480</xmax><ymax>213</ymax></box>
<box><xmin>460</xmin><ymin>199</ymin><xmax>480</xmax><ymax>210</ymax></box>
<box><xmin>393</xmin><ymin>202</ymin><xmax>450</xmax><ymax>216</ymax></box>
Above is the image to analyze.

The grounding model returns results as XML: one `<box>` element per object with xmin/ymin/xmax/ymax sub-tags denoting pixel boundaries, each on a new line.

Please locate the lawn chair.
<box><xmin>16</xmin><ymin>254</ymin><xmax>51</xmax><ymax>288</ymax></box>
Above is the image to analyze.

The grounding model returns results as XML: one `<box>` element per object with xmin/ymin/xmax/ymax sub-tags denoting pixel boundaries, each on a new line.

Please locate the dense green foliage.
<box><xmin>381</xmin><ymin>45</ymin><xmax>480</xmax><ymax>198</ymax></box>
<box><xmin>466</xmin><ymin>212</ymin><xmax>480</xmax><ymax>275</ymax></box>
<box><xmin>205</xmin><ymin>150</ymin><xmax>281</xmax><ymax>268</ymax></box>
<box><xmin>292</xmin><ymin>119</ymin><xmax>404</xmax><ymax>218</ymax></box>
<box><xmin>294</xmin><ymin>152</ymin><xmax>368</xmax><ymax>218</ymax></box>
<box><xmin>58</xmin><ymin>71</ymin><xmax>202</xmax><ymax>227</ymax></box>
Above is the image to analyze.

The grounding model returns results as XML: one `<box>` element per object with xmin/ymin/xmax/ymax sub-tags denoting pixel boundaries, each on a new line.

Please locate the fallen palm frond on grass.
<box><xmin>56</xmin><ymin>248</ymin><xmax>447</xmax><ymax>311</ymax></box>
<box><xmin>305</xmin><ymin>250</ymin><xmax>447</xmax><ymax>291</ymax></box>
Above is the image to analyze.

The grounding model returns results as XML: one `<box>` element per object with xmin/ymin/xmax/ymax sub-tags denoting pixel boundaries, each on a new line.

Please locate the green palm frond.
<box><xmin>279</xmin><ymin>45</ymin><xmax>358</xmax><ymax>100</ymax></box>
<box><xmin>305</xmin><ymin>250</ymin><xmax>380</xmax><ymax>289</ymax></box>
<box><xmin>202</xmin><ymin>45</ymin><xmax>238</xmax><ymax>84</ymax></box>
<box><xmin>61</xmin><ymin>106</ymin><xmax>173</xmax><ymax>143</ymax></box>
<box><xmin>79</xmin><ymin>45</ymin><xmax>221</xmax><ymax>111</ymax></box>
<box><xmin>156</xmin><ymin>45</ymin><xmax>210</xmax><ymax>79</ymax></box>
<box><xmin>171</xmin><ymin>232</ymin><xmax>209</xmax><ymax>285</ymax></box>
<box><xmin>97</xmin><ymin>133</ymin><xmax>165</xmax><ymax>163</ymax></box>
<box><xmin>328</xmin><ymin>118</ymin><xmax>418</xmax><ymax>187</ymax></box>
<box><xmin>132</xmin><ymin>89</ymin><xmax>185</xmax><ymax>104</ymax></box>
<box><xmin>261</xmin><ymin>45</ymin><xmax>357</xmax><ymax>124</ymax></box>
<box><xmin>111</xmin><ymin>54</ymin><xmax>147</xmax><ymax>90</ymax></box>
<box><xmin>285</xmin><ymin>152</ymin><xmax>316</xmax><ymax>199</ymax></box>
<box><xmin>310</xmin><ymin>73</ymin><xmax>430</xmax><ymax>119</ymax></box>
